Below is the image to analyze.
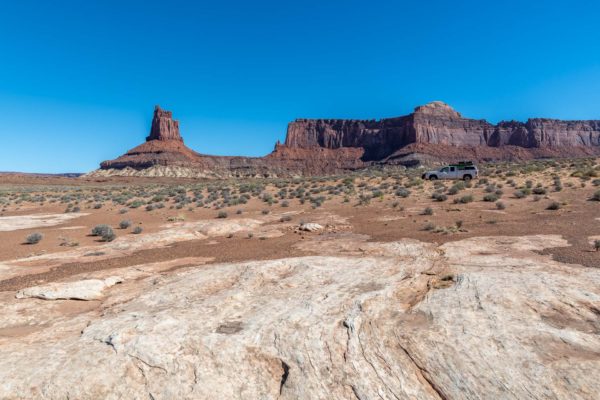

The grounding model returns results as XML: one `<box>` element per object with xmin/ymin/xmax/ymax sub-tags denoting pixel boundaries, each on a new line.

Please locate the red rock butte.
<box><xmin>100</xmin><ymin>102</ymin><xmax>600</xmax><ymax>176</ymax></box>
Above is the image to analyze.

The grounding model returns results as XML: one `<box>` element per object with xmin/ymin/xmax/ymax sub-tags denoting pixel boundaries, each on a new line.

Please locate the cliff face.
<box><xmin>281</xmin><ymin>101</ymin><xmax>600</xmax><ymax>160</ymax></box>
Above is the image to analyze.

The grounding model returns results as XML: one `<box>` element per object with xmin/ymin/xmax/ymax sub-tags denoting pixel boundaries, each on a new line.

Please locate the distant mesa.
<box><xmin>94</xmin><ymin>102</ymin><xmax>600</xmax><ymax>178</ymax></box>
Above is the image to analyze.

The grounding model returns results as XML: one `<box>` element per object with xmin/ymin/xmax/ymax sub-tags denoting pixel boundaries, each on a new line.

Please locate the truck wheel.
<box><xmin>463</xmin><ymin>175</ymin><xmax>472</xmax><ymax>181</ymax></box>
<box><xmin>429</xmin><ymin>175</ymin><xmax>438</xmax><ymax>180</ymax></box>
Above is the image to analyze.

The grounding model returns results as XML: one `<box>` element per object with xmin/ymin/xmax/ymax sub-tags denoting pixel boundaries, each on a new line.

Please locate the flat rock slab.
<box><xmin>0</xmin><ymin>213</ymin><xmax>87</xmax><ymax>232</ymax></box>
<box><xmin>15</xmin><ymin>276</ymin><xmax>123</xmax><ymax>301</ymax></box>
<box><xmin>1</xmin><ymin>235</ymin><xmax>599</xmax><ymax>399</ymax></box>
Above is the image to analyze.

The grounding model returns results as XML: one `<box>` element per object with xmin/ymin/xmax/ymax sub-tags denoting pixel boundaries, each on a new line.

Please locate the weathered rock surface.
<box><xmin>97</xmin><ymin>102</ymin><xmax>600</xmax><ymax>177</ymax></box>
<box><xmin>15</xmin><ymin>276</ymin><xmax>123</xmax><ymax>300</ymax></box>
<box><xmin>0</xmin><ymin>213</ymin><xmax>87</xmax><ymax>232</ymax></box>
<box><xmin>298</xmin><ymin>222</ymin><xmax>323</xmax><ymax>232</ymax></box>
<box><xmin>1</xmin><ymin>235</ymin><xmax>599</xmax><ymax>399</ymax></box>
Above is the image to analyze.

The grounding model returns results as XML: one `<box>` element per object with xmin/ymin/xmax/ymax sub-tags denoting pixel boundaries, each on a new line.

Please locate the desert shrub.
<box><xmin>422</xmin><ymin>207</ymin><xmax>434</xmax><ymax>215</ymax></box>
<box><xmin>93</xmin><ymin>203</ymin><xmax>103</xmax><ymax>209</ymax></box>
<box><xmin>119</xmin><ymin>220</ymin><xmax>132</xmax><ymax>229</ymax></box>
<box><xmin>91</xmin><ymin>225</ymin><xmax>116</xmax><ymax>242</ymax></box>
<box><xmin>592</xmin><ymin>179</ymin><xmax>600</xmax><ymax>187</ymax></box>
<box><xmin>145</xmin><ymin>204</ymin><xmax>155</xmax><ymax>211</ymax></box>
<box><xmin>431</xmin><ymin>193</ymin><xmax>447</xmax><ymax>202</ymax></box>
<box><xmin>455</xmin><ymin>195</ymin><xmax>474</xmax><ymax>204</ymax></box>
<box><xmin>532</xmin><ymin>187</ymin><xmax>547</xmax><ymax>195</ymax></box>
<box><xmin>280</xmin><ymin>215</ymin><xmax>292</xmax><ymax>222</ymax></box>
<box><xmin>119</xmin><ymin>208</ymin><xmax>128</xmax><ymax>214</ymax></box>
<box><xmin>483</xmin><ymin>194</ymin><xmax>498</xmax><ymax>202</ymax></box>
<box><xmin>447</xmin><ymin>186</ymin><xmax>459</xmax><ymax>195</ymax></box>
<box><xmin>91</xmin><ymin>224</ymin><xmax>112</xmax><ymax>237</ymax></box>
<box><xmin>72</xmin><ymin>206</ymin><xmax>81</xmax><ymax>212</ymax></box>
<box><xmin>132</xmin><ymin>226</ymin><xmax>143</xmax><ymax>234</ymax></box>
<box><xmin>453</xmin><ymin>181</ymin><xmax>466</xmax><ymax>190</ymax></box>
<box><xmin>395</xmin><ymin>188</ymin><xmax>410</xmax><ymax>198</ymax></box>
<box><xmin>236</xmin><ymin>209</ymin><xmax>243</xmax><ymax>215</ymax></box>
<box><xmin>423</xmin><ymin>222</ymin><xmax>435</xmax><ymax>231</ymax></box>
<box><xmin>546</xmin><ymin>201</ymin><xmax>561</xmax><ymax>210</ymax></box>
<box><xmin>25</xmin><ymin>232</ymin><xmax>43</xmax><ymax>244</ymax></box>
<box><xmin>514</xmin><ymin>190</ymin><xmax>527</xmax><ymax>199</ymax></box>
<box><xmin>496</xmin><ymin>201</ymin><xmax>506</xmax><ymax>210</ymax></box>
<box><xmin>129</xmin><ymin>200</ymin><xmax>144</xmax><ymax>209</ymax></box>
<box><xmin>359</xmin><ymin>194</ymin><xmax>372</xmax><ymax>205</ymax></box>
<box><xmin>525</xmin><ymin>180</ymin><xmax>533</xmax><ymax>189</ymax></box>
<box><xmin>455</xmin><ymin>220</ymin><xmax>463</xmax><ymax>229</ymax></box>
<box><xmin>281</xmin><ymin>200</ymin><xmax>289</xmax><ymax>207</ymax></box>
<box><xmin>495</xmin><ymin>189</ymin><xmax>503</xmax><ymax>196</ymax></box>
<box><xmin>594</xmin><ymin>240</ymin><xmax>600</xmax><ymax>252</ymax></box>
<box><xmin>101</xmin><ymin>228</ymin><xmax>116</xmax><ymax>242</ymax></box>
<box><xmin>217</xmin><ymin>211</ymin><xmax>228</xmax><ymax>218</ymax></box>
<box><xmin>262</xmin><ymin>209</ymin><xmax>270</xmax><ymax>215</ymax></box>
<box><xmin>592</xmin><ymin>190</ymin><xmax>600</xmax><ymax>201</ymax></box>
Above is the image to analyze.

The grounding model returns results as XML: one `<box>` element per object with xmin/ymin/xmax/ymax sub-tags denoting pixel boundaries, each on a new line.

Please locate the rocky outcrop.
<box><xmin>146</xmin><ymin>106</ymin><xmax>182</xmax><ymax>142</ymax></box>
<box><xmin>97</xmin><ymin>102</ymin><xmax>600</xmax><ymax>177</ymax></box>
<box><xmin>2</xmin><ymin>235</ymin><xmax>600</xmax><ymax>398</ymax></box>
<box><xmin>281</xmin><ymin>101</ymin><xmax>600</xmax><ymax>162</ymax></box>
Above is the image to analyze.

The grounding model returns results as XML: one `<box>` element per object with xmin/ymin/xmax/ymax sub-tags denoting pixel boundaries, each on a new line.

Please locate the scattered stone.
<box><xmin>298</xmin><ymin>223</ymin><xmax>323</xmax><ymax>232</ymax></box>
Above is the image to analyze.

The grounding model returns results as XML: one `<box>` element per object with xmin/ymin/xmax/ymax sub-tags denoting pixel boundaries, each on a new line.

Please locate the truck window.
<box><xmin>450</xmin><ymin>167</ymin><xmax>456</xmax><ymax>172</ymax></box>
<box><xmin>441</xmin><ymin>167</ymin><xmax>449</xmax><ymax>173</ymax></box>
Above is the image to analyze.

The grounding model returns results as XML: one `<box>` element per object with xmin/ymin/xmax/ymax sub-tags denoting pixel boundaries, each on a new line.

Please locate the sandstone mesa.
<box><xmin>94</xmin><ymin>102</ymin><xmax>600</xmax><ymax>177</ymax></box>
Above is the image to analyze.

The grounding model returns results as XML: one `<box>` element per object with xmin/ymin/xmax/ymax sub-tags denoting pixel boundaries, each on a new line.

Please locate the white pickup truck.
<box><xmin>421</xmin><ymin>161</ymin><xmax>478</xmax><ymax>181</ymax></box>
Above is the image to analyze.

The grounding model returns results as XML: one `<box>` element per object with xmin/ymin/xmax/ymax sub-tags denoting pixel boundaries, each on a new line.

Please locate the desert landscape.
<box><xmin>1</xmin><ymin>155</ymin><xmax>599</xmax><ymax>398</ymax></box>
<box><xmin>2</xmin><ymin>2</ymin><xmax>600</xmax><ymax>398</ymax></box>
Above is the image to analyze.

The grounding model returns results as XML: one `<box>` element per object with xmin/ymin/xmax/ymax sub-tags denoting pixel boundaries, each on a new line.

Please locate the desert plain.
<box><xmin>0</xmin><ymin>158</ymin><xmax>599</xmax><ymax>399</ymax></box>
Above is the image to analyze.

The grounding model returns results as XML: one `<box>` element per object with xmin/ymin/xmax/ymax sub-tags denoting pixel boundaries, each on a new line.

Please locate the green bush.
<box><xmin>422</xmin><ymin>207</ymin><xmax>434</xmax><ymax>215</ymax></box>
<box><xmin>395</xmin><ymin>188</ymin><xmax>410</xmax><ymax>198</ymax></box>
<box><xmin>91</xmin><ymin>224</ymin><xmax>112</xmax><ymax>237</ymax></box>
<box><xmin>514</xmin><ymin>190</ymin><xmax>527</xmax><ymax>199</ymax></box>
<box><xmin>455</xmin><ymin>195</ymin><xmax>474</xmax><ymax>204</ymax></box>
<box><xmin>119</xmin><ymin>220</ymin><xmax>132</xmax><ymax>229</ymax></box>
<box><xmin>546</xmin><ymin>201</ymin><xmax>561</xmax><ymax>210</ymax></box>
<box><xmin>217</xmin><ymin>211</ymin><xmax>228</xmax><ymax>218</ymax></box>
<box><xmin>432</xmin><ymin>193</ymin><xmax>447</xmax><ymax>202</ymax></box>
<box><xmin>25</xmin><ymin>232</ymin><xmax>43</xmax><ymax>244</ymax></box>
<box><xmin>483</xmin><ymin>194</ymin><xmax>499</xmax><ymax>202</ymax></box>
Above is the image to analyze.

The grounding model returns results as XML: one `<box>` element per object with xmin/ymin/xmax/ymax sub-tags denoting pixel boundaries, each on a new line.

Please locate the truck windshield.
<box><xmin>440</xmin><ymin>167</ymin><xmax>449</xmax><ymax>173</ymax></box>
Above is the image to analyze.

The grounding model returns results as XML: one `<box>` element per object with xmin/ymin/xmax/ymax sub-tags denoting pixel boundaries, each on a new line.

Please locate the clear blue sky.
<box><xmin>1</xmin><ymin>0</ymin><xmax>599</xmax><ymax>173</ymax></box>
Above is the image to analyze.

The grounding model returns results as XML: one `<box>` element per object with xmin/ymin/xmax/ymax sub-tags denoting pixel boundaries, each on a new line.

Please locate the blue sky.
<box><xmin>1</xmin><ymin>0</ymin><xmax>599</xmax><ymax>173</ymax></box>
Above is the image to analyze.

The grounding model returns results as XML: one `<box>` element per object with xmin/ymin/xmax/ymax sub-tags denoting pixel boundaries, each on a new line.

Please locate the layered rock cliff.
<box><xmin>281</xmin><ymin>101</ymin><xmax>600</xmax><ymax>158</ymax></box>
<box><xmin>97</xmin><ymin>102</ymin><xmax>600</xmax><ymax>177</ymax></box>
